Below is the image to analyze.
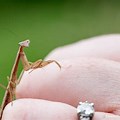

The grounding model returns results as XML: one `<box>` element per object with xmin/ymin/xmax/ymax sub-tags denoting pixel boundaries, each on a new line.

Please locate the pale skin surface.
<box><xmin>2</xmin><ymin>34</ymin><xmax>120</xmax><ymax>120</ymax></box>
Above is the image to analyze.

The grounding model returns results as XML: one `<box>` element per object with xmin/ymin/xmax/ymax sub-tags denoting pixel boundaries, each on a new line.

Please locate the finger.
<box><xmin>93</xmin><ymin>112</ymin><xmax>120</xmax><ymax>120</ymax></box>
<box><xmin>2</xmin><ymin>99</ymin><xmax>77</xmax><ymax>120</ymax></box>
<box><xmin>16</xmin><ymin>57</ymin><xmax>120</xmax><ymax>114</ymax></box>
<box><xmin>2</xmin><ymin>99</ymin><xmax>120</xmax><ymax>120</ymax></box>
<box><xmin>45</xmin><ymin>34</ymin><xmax>120</xmax><ymax>61</ymax></box>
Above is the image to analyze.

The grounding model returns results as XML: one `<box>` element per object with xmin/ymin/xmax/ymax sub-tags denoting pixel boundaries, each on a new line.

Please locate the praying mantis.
<box><xmin>0</xmin><ymin>40</ymin><xmax>61</xmax><ymax>119</ymax></box>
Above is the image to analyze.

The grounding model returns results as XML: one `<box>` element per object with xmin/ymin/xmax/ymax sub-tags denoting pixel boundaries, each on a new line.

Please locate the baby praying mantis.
<box><xmin>0</xmin><ymin>40</ymin><xmax>61</xmax><ymax>119</ymax></box>
<box><xmin>0</xmin><ymin>40</ymin><xmax>30</xmax><ymax>119</ymax></box>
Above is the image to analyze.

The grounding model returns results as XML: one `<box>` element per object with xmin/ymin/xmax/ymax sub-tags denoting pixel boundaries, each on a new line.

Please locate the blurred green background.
<box><xmin>0</xmin><ymin>0</ymin><xmax>120</xmax><ymax>103</ymax></box>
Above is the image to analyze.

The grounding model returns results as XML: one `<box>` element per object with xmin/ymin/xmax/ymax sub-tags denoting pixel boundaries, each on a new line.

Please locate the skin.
<box><xmin>2</xmin><ymin>34</ymin><xmax>120</xmax><ymax>120</ymax></box>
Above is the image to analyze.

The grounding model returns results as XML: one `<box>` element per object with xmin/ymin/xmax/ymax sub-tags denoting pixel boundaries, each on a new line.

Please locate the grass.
<box><xmin>0</xmin><ymin>0</ymin><xmax>120</xmax><ymax>103</ymax></box>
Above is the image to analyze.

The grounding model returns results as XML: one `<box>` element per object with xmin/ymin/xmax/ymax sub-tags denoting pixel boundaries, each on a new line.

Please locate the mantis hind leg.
<box><xmin>41</xmin><ymin>60</ymin><xmax>61</xmax><ymax>69</ymax></box>
<box><xmin>29</xmin><ymin>59</ymin><xmax>61</xmax><ymax>73</ymax></box>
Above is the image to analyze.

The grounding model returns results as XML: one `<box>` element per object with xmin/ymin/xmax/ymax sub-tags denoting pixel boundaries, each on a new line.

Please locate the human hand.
<box><xmin>2</xmin><ymin>34</ymin><xmax>120</xmax><ymax>120</ymax></box>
